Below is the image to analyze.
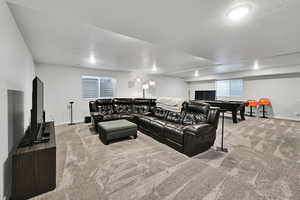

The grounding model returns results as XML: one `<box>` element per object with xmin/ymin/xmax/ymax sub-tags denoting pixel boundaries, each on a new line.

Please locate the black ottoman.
<box><xmin>98</xmin><ymin>119</ymin><xmax>137</xmax><ymax>145</ymax></box>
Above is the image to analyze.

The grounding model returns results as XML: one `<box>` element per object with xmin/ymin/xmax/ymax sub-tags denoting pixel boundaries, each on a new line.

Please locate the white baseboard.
<box><xmin>54</xmin><ymin>120</ymin><xmax>84</xmax><ymax>126</ymax></box>
<box><xmin>52</xmin><ymin>115</ymin><xmax>300</xmax><ymax>126</ymax></box>
<box><xmin>271</xmin><ymin>116</ymin><xmax>300</xmax><ymax>122</ymax></box>
<box><xmin>245</xmin><ymin>114</ymin><xmax>300</xmax><ymax>122</ymax></box>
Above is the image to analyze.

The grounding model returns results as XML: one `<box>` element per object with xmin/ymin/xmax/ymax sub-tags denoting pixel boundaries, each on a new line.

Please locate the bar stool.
<box><xmin>247</xmin><ymin>99</ymin><xmax>258</xmax><ymax>117</ymax></box>
<box><xmin>258</xmin><ymin>98</ymin><xmax>271</xmax><ymax>118</ymax></box>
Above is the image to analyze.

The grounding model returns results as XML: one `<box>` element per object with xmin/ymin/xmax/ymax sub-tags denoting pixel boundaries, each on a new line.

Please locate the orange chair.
<box><xmin>258</xmin><ymin>98</ymin><xmax>271</xmax><ymax>118</ymax></box>
<box><xmin>247</xmin><ymin>100</ymin><xmax>258</xmax><ymax>117</ymax></box>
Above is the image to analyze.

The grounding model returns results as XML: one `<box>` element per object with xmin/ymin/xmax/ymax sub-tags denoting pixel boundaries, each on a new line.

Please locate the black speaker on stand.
<box><xmin>69</xmin><ymin>101</ymin><xmax>75</xmax><ymax>125</ymax></box>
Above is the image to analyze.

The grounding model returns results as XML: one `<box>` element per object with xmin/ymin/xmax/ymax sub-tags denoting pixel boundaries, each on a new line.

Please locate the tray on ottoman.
<box><xmin>98</xmin><ymin>119</ymin><xmax>137</xmax><ymax>145</ymax></box>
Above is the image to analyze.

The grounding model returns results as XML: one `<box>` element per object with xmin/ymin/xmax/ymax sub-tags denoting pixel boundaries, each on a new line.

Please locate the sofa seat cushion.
<box><xmin>119</xmin><ymin>114</ymin><xmax>134</xmax><ymax>120</ymax></box>
<box><xmin>151</xmin><ymin>119</ymin><xmax>167</xmax><ymax>126</ymax></box>
<box><xmin>149</xmin><ymin>120</ymin><xmax>166</xmax><ymax>135</ymax></box>
<box><xmin>139</xmin><ymin>117</ymin><xmax>151</xmax><ymax>123</ymax></box>
<box><xmin>140</xmin><ymin>116</ymin><xmax>157</xmax><ymax>121</ymax></box>
<box><xmin>183</xmin><ymin>123</ymin><xmax>214</xmax><ymax>136</ymax></box>
<box><xmin>139</xmin><ymin>117</ymin><xmax>152</xmax><ymax>130</ymax></box>
<box><xmin>164</xmin><ymin>123</ymin><xmax>184</xmax><ymax>144</ymax></box>
<box><xmin>131</xmin><ymin>113</ymin><xmax>146</xmax><ymax>118</ymax></box>
<box><xmin>103</xmin><ymin>114</ymin><xmax>121</xmax><ymax>121</ymax></box>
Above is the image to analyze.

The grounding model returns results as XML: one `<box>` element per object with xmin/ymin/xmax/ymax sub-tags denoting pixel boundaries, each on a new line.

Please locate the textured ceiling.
<box><xmin>7</xmin><ymin>0</ymin><xmax>300</xmax><ymax>79</ymax></box>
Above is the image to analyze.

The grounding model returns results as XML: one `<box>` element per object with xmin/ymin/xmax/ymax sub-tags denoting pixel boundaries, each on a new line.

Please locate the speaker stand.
<box><xmin>69</xmin><ymin>101</ymin><xmax>75</xmax><ymax>125</ymax></box>
<box><xmin>216</xmin><ymin>109</ymin><xmax>228</xmax><ymax>152</ymax></box>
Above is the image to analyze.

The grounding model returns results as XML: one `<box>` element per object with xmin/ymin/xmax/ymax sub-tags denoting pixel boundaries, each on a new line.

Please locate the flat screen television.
<box><xmin>195</xmin><ymin>90</ymin><xmax>216</xmax><ymax>101</ymax></box>
<box><xmin>30</xmin><ymin>77</ymin><xmax>45</xmax><ymax>143</ymax></box>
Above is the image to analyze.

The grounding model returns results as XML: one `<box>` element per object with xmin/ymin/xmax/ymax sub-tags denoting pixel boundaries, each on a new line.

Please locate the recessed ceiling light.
<box><xmin>89</xmin><ymin>54</ymin><xmax>96</xmax><ymax>64</ymax></box>
<box><xmin>152</xmin><ymin>64</ymin><xmax>157</xmax><ymax>72</ymax></box>
<box><xmin>136</xmin><ymin>78</ymin><xmax>141</xmax><ymax>82</ymax></box>
<box><xmin>149</xmin><ymin>80</ymin><xmax>155</xmax><ymax>86</ymax></box>
<box><xmin>254</xmin><ymin>60</ymin><xmax>259</xmax><ymax>70</ymax></box>
<box><xmin>227</xmin><ymin>5</ymin><xmax>251</xmax><ymax>21</ymax></box>
<box><xmin>194</xmin><ymin>70</ymin><xmax>199</xmax><ymax>77</ymax></box>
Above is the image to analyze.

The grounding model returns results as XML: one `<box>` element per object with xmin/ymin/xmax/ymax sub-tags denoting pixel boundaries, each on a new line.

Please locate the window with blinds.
<box><xmin>82</xmin><ymin>76</ymin><xmax>116</xmax><ymax>98</ymax></box>
<box><xmin>100</xmin><ymin>78</ymin><xmax>114</xmax><ymax>97</ymax></box>
<box><xmin>216</xmin><ymin>79</ymin><xmax>243</xmax><ymax>97</ymax></box>
<box><xmin>82</xmin><ymin>77</ymin><xmax>99</xmax><ymax>98</ymax></box>
<box><xmin>230</xmin><ymin>79</ymin><xmax>243</xmax><ymax>97</ymax></box>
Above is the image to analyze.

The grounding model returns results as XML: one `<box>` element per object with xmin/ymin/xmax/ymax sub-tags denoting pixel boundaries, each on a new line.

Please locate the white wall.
<box><xmin>0</xmin><ymin>1</ymin><xmax>35</xmax><ymax>199</ymax></box>
<box><xmin>35</xmin><ymin>63</ymin><xmax>188</xmax><ymax>125</ymax></box>
<box><xmin>188</xmin><ymin>75</ymin><xmax>300</xmax><ymax>121</ymax></box>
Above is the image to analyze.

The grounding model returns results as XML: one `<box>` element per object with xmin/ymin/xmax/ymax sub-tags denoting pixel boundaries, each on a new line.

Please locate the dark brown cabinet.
<box><xmin>12</xmin><ymin>121</ymin><xmax>56</xmax><ymax>200</ymax></box>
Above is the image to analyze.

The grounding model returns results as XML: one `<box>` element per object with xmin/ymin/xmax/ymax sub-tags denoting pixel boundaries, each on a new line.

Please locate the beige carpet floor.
<box><xmin>31</xmin><ymin>117</ymin><xmax>300</xmax><ymax>200</ymax></box>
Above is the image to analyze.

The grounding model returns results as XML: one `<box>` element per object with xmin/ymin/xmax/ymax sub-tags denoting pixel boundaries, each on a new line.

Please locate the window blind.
<box><xmin>216</xmin><ymin>80</ymin><xmax>230</xmax><ymax>97</ymax></box>
<box><xmin>100</xmin><ymin>78</ymin><xmax>114</xmax><ymax>97</ymax></box>
<box><xmin>82</xmin><ymin>78</ymin><xmax>99</xmax><ymax>98</ymax></box>
<box><xmin>82</xmin><ymin>76</ymin><xmax>116</xmax><ymax>98</ymax></box>
<box><xmin>216</xmin><ymin>79</ymin><xmax>243</xmax><ymax>97</ymax></box>
<box><xmin>230</xmin><ymin>79</ymin><xmax>243</xmax><ymax>96</ymax></box>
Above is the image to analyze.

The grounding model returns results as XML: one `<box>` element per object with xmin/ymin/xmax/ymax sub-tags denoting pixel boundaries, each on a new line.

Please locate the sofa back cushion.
<box><xmin>133</xmin><ymin>98</ymin><xmax>150</xmax><ymax>105</ymax></box>
<box><xmin>96</xmin><ymin>99</ymin><xmax>114</xmax><ymax>115</ymax></box>
<box><xmin>149</xmin><ymin>99</ymin><xmax>156</xmax><ymax>107</ymax></box>
<box><xmin>181</xmin><ymin>112</ymin><xmax>207</xmax><ymax>125</ymax></box>
<box><xmin>133</xmin><ymin>105</ymin><xmax>149</xmax><ymax>114</ymax></box>
<box><xmin>166</xmin><ymin>111</ymin><xmax>184</xmax><ymax>124</ymax></box>
<box><xmin>114</xmin><ymin>104</ymin><xmax>133</xmax><ymax>114</ymax></box>
<box><xmin>186</xmin><ymin>103</ymin><xmax>209</xmax><ymax>116</ymax></box>
<box><xmin>133</xmin><ymin>98</ymin><xmax>151</xmax><ymax>114</ymax></box>
<box><xmin>96</xmin><ymin>98</ymin><xmax>113</xmax><ymax>106</ymax></box>
<box><xmin>113</xmin><ymin>98</ymin><xmax>133</xmax><ymax>114</ymax></box>
<box><xmin>193</xmin><ymin>113</ymin><xmax>207</xmax><ymax>123</ymax></box>
<box><xmin>182</xmin><ymin>113</ymin><xmax>195</xmax><ymax>125</ymax></box>
<box><xmin>182</xmin><ymin>102</ymin><xmax>210</xmax><ymax>125</ymax></box>
<box><xmin>153</xmin><ymin>107</ymin><xmax>168</xmax><ymax>119</ymax></box>
<box><xmin>99</xmin><ymin>105</ymin><xmax>114</xmax><ymax>115</ymax></box>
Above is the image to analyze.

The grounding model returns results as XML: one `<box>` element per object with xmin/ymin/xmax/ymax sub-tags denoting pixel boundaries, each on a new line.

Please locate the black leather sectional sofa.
<box><xmin>89</xmin><ymin>98</ymin><xmax>220</xmax><ymax>157</ymax></box>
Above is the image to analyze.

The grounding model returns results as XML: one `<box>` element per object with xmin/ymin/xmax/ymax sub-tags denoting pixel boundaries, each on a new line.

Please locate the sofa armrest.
<box><xmin>183</xmin><ymin>123</ymin><xmax>215</xmax><ymax>137</ymax></box>
<box><xmin>207</xmin><ymin>108</ymin><xmax>220</xmax><ymax>129</ymax></box>
<box><xmin>90</xmin><ymin>111</ymin><xmax>99</xmax><ymax>116</ymax></box>
<box><xmin>183</xmin><ymin>123</ymin><xmax>217</xmax><ymax>157</ymax></box>
<box><xmin>91</xmin><ymin>113</ymin><xmax>104</xmax><ymax>122</ymax></box>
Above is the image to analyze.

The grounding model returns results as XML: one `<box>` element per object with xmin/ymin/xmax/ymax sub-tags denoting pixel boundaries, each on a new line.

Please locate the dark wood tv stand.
<box><xmin>12</xmin><ymin>121</ymin><xmax>56</xmax><ymax>200</ymax></box>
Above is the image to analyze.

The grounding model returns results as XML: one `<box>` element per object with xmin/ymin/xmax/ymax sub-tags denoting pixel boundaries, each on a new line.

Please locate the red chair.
<box><xmin>247</xmin><ymin>100</ymin><xmax>258</xmax><ymax>117</ymax></box>
<box><xmin>258</xmin><ymin>98</ymin><xmax>271</xmax><ymax>118</ymax></box>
